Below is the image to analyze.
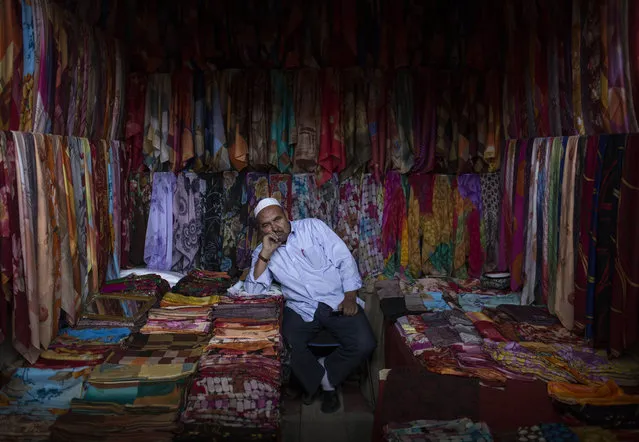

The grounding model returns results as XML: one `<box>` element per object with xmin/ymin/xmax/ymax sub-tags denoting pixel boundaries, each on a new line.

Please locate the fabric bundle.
<box><xmin>172</xmin><ymin>270</ymin><xmax>233</xmax><ymax>297</ymax></box>
<box><xmin>50</xmin><ymin>362</ymin><xmax>194</xmax><ymax>442</ymax></box>
<box><xmin>181</xmin><ymin>287</ymin><xmax>283</xmax><ymax>437</ymax></box>
<box><xmin>32</xmin><ymin>327</ymin><xmax>131</xmax><ymax>369</ymax></box>
<box><xmin>0</xmin><ymin>366</ymin><xmax>91</xmax><ymax>419</ymax></box>
<box><xmin>384</xmin><ymin>418</ymin><xmax>493</xmax><ymax>442</ymax></box>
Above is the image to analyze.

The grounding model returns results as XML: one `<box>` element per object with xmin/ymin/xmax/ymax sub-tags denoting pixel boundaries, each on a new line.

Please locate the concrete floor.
<box><xmin>281</xmin><ymin>380</ymin><xmax>374</xmax><ymax>442</ymax></box>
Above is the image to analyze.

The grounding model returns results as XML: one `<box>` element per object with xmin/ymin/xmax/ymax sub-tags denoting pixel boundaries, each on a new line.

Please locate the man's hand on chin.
<box><xmin>338</xmin><ymin>291</ymin><xmax>358</xmax><ymax>316</ymax></box>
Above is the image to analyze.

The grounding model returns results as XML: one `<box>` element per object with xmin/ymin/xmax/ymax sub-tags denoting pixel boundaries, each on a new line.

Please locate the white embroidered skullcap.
<box><xmin>254</xmin><ymin>197</ymin><xmax>282</xmax><ymax>218</ymax></box>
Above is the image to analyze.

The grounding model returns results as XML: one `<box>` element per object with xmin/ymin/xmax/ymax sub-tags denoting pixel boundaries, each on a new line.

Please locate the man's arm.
<box><xmin>244</xmin><ymin>246</ymin><xmax>273</xmax><ymax>294</ymax></box>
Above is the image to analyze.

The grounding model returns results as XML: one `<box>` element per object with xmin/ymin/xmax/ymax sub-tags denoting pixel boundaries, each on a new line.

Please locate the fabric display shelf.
<box><xmin>373</xmin><ymin>278</ymin><xmax>639</xmax><ymax>440</ymax></box>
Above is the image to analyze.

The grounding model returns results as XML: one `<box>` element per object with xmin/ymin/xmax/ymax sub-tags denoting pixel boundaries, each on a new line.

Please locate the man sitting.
<box><xmin>244</xmin><ymin>198</ymin><xmax>376</xmax><ymax>413</ymax></box>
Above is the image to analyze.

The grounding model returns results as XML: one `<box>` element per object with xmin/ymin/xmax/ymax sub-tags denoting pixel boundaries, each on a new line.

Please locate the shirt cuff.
<box><xmin>342</xmin><ymin>277</ymin><xmax>362</xmax><ymax>293</ymax></box>
<box><xmin>247</xmin><ymin>269</ymin><xmax>271</xmax><ymax>286</ymax></box>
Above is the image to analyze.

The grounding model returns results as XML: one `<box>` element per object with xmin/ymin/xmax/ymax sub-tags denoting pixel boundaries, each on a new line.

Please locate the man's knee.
<box><xmin>358</xmin><ymin>332</ymin><xmax>377</xmax><ymax>358</ymax></box>
<box><xmin>350</xmin><ymin>329</ymin><xmax>376</xmax><ymax>359</ymax></box>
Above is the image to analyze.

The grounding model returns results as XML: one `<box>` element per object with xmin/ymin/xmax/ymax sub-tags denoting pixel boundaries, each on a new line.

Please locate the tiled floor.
<box><xmin>282</xmin><ymin>380</ymin><xmax>374</xmax><ymax>442</ymax></box>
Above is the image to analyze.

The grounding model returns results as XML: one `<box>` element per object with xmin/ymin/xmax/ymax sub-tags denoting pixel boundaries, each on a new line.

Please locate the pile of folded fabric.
<box><xmin>32</xmin><ymin>327</ymin><xmax>132</xmax><ymax>369</ymax></box>
<box><xmin>139</xmin><ymin>291</ymin><xmax>221</xmax><ymax>335</ymax></box>
<box><xmin>548</xmin><ymin>380</ymin><xmax>639</xmax><ymax>428</ymax></box>
<box><xmin>0</xmin><ymin>366</ymin><xmax>93</xmax><ymax>441</ymax></box>
<box><xmin>180</xmin><ymin>284</ymin><xmax>283</xmax><ymax>440</ymax></box>
<box><xmin>78</xmin><ymin>274</ymin><xmax>171</xmax><ymax>328</ymax></box>
<box><xmin>383</xmin><ymin>418</ymin><xmax>493</xmax><ymax>441</ymax></box>
<box><xmin>483</xmin><ymin>341</ymin><xmax>590</xmax><ymax>384</ymax></box>
<box><xmin>172</xmin><ymin>270</ymin><xmax>234</xmax><ymax>297</ymax></box>
<box><xmin>495</xmin><ymin>423</ymin><xmax>581</xmax><ymax>442</ymax></box>
<box><xmin>394</xmin><ymin>312</ymin><xmax>530</xmax><ymax>383</ymax></box>
<box><xmin>49</xmin><ymin>362</ymin><xmax>196</xmax><ymax>442</ymax></box>
<box><xmin>181</xmin><ymin>354</ymin><xmax>281</xmax><ymax>431</ymax></box>
<box><xmin>483</xmin><ymin>305</ymin><xmax>586</xmax><ymax>346</ymax></box>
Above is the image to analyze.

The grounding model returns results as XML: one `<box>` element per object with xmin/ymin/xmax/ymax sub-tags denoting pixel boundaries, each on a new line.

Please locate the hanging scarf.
<box><xmin>548</xmin><ymin>137</ymin><xmax>567</xmax><ymax>312</ymax></box>
<box><xmin>480</xmin><ymin>173</ymin><xmax>501</xmax><ymax>273</ymax></box>
<box><xmin>53</xmin><ymin>136</ymin><xmax>78</xmax><ymax>325</ymax></box>
<box><xmin>169</xmin><ymin>68</ymin><xmax>195</xmax><ymax>171</ymax></box>
<box><xmin>510</xmin><ymin>140</ymin><xmax>529</xmax><ymax>291</ymax></box>
<box><xmin>573</xmin><ymin>136</ymin><xmax>599</xmax><ymax>331</ymax></box>
<box><xmin>315</xmin><ymin>174</ymin><xmax>339</xmax><ymax>230</ymax></box>
<box><xmin>293</xmin><ymin>69</ymin><xmax>320</xmax><ymax>173</ymax></box>
<box><xmin>269</xmin><ymin>70</ymin><xmax>296</xmax><ymax>173</ymax></box>
<box><xmin>268</xmin><ymin>174</ymin><xmax>293</xmax><ymax>219</ymax></box>
<box><xmin>367</xmin><ymin>70</ymin><xmax>391</xmax><ymax>181</ymax></box>
<box><xmin>340</xmin><ymin>68</ymin><xmax>371</xmax><ymax>180</ymax></box>
<box><xmin>128</xmin><ymin>172</ymin><xmax>151</xmax><ymax>267</ymax></box>
<box><xmin>142</xmin><ymin>74</ymin><xmax>171</xmax><ymax>170</ymax></box>
<box><xmin>580</xmin><ymin>0</ymin><xmax>608</xmax><ymax>134</ymax></box>
<box><xmin>144</xmin><ymin>172</ymin><xmax>176</xmax><ymax>271</ymax></box>
<box><xmin>497</xmin><ymin>140</ymin><xmax>517</xmax><ymax>271</ymax></box>
<box><xmin>0</xmin><ymin>0</ymin><xmax>23</xmax><ymax>131</ymax></box>
<box><xmin>317</xmin><ymin>69</ymin><xmax>345</xmax><ymax>186</ymax></box>
<box><xmin>200</xmin><ymin>173</ymin><xmax>224</xmax><ymax>271</ymax></box>
<box><xmin>382</xmin><ymin>171</ymin><xmax>406</xmax><ymax>277</ymax></box>
<box><xmin>610</xmin><ymin>134</ymin><xmax>639</xmax><ymax>356</ymax></box>
<box><xmin>392</xmin><ymin>70</ymin><xmax>414</xmax><ymax>173</ymax></box>
<box><xmin>291</xmin><ymin>174</ymin><xmax>318</xmax><ymax>220</ymax></box>
<box><xmin>226</xmin><ymin>71</ymin><xmax>249</xmax><ymax>171</ymax></box>
<box><xmin>12</xmin><ymin>131</ymin><xmax>40</xmax><ymax>362</ymax></box>
<box><xmin>521</xmin><ymin>139</ymin><xmax>543</xmax><ymax>305</ymax></box>
<box><xmin>248</xmin><ymin>70</ymin><xmax>270</xmax><ymax>169</ymax></box>
<box><xmin>20</xmin><ymin>0</ymin><xmax>36</xmax><ymax>132</ymax></box>
<box><xmin>412</xmin><ymin>69</ymin><xmax>436</xmax><ymax>173</ymax></box>
<box><xmin>358</xmin><ymin>173</ymin><xmax>384</xmax><ymax>279</ymax></box>
<box><xmin>193</xmin><ymin>71</ymin><xmax>206</xmax><ymax>166</ymax></box>
<box><xmin>554</xmin><ymin>136</ymin><xmax>580</xmax><ymax>330</ymax></box>
<box><xmin>0</xmin><ymin>133</ymin><xmax>25</xmax><ymax>346</ymax></box>
<box><xmin>205</xmin><ymin>73</ymin><xmax>230</xmax><ymax>172</ymax></box>
<box><xmin>586</xmin><ymin>134</ymin><xmax>625</xmax><ymax>345</ymax></box>
<box><xmin>92</xmin><ymin>141</ymin><xmax>110</xmax><ymax>288</ymax></box>
<box><xmin>172</xmin><ymin>172</ymin><xmax>206</xmax><ymax>273</ymax></box>
<box><xmin>539</xmin><ymin>138</ymin><xmax>553</xmax><ymax>303</ymax></box>
<box><xmin>124</xmin><ymin>73</ymin><xmax>147</xmax><ymax>172</ymax></box>
<box><xmin>67</xmin><ymin>137</ymin><xmax>88</xmax><ymax>308</ymax></box>
<box><xmin>245</xmin><ymin>172</ymin><xmax>270</xmax><ymax>259</ymax></box>
<box><xmin>571</xmin><ymin>0</ymin><xmax>586</xmax><ymax>135</ymax></box>
<box><xmin>221</xmin><ymin>171</ymin><xmax>245</xmax><ymax>274</ymax></box>
<box><xmin>335</xmin><ymin>175</ymin><xmax>361</xmax><ymax>259</ymax></box>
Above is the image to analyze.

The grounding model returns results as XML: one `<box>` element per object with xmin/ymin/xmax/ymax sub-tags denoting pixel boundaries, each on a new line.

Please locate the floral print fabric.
<box><xmin>335</xmin><ymin>176</ymin><xmax>361</xmax><ymax>259</ymax></box>
<box><xmin>315</xmin><ymin>174</ymin><xmax>339</xmax><ymax>231</ymax></box>
<box><xmin>291</xmin><ymin>174</ymin><xmax>318</xmax><ymax>221</ymax></box>
<box><xmin>268</xmin><ymin>174</ymin><xmax>292</xmax><ymax>219</ymax></box>
<box><xmin>172</xmin><ymin>172</ymin><xmax>206</xmax><ymax>273</ymax></box>
<box><xmin>480</xmin><ymin>173</ymin><xmax>501</xmax><ymax>273</ymax></box>
<box><xmin>358</xmin><ymin>174</ymin><xmax>384</xmax><ymax>278</ymax></box>
<box><xmin>144</xmin><ymin>172</ymin><xmax>176</xmax><ymax>271</ymax></box>
<box><xmin>200</xmin><ymin>173</ymin><xmax>224</xmax><ymax>271</ymax></box>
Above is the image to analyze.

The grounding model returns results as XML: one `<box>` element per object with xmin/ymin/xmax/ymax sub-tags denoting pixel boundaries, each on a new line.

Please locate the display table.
<box><xmin>373</xmin><ymin>324</ymin><xmax>563</xmax><ymax>441</ymax></box>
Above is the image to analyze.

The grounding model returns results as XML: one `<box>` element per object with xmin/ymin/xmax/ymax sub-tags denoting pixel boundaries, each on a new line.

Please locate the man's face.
<box><xmin>257</xmin><ymin>205</ymin><xmax>291</xmax><ymax>243</ymax></box>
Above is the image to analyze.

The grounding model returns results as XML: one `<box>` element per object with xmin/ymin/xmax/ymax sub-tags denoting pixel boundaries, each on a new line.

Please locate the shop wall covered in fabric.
<box><xmin>1</xmin><ymin>0</ymin><xmax>639</xmax><ymax>360</ymax></box>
